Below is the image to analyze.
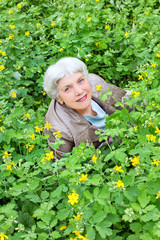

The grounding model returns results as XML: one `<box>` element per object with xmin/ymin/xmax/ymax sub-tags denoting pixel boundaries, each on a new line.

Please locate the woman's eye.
<box><xmin>65</xmin><ymin>87</ymin><xmax>70</xmax><ymax>91</ymax></box>
<box><xmin>79</xmin><ymin>79</ymin><xmax>84</xmax><ymax>83</ymax></box>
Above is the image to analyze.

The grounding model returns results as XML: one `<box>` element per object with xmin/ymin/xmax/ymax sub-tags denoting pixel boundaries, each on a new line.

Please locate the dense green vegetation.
<box><xmin>0</xmin><ymin>0</ymin><xmax>160</xmax><ymax>239</ymax></box>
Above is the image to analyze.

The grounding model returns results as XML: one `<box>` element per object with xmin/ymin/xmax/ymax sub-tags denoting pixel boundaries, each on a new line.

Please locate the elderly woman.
<box><xmin>43</xmin><ymin>57</ymin><xmax>129</xmax><ymax>159</ymax></box>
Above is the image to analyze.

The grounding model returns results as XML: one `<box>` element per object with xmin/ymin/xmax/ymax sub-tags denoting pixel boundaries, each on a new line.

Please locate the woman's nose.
<box><xmin>74</xmin><ymin>85</ymin><xmax>83</xmax><ymax>95</ymax></box>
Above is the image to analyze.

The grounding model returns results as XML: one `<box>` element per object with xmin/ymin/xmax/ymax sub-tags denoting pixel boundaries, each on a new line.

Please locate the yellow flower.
<box><xmin>43</xmin><ymin>92</ymin><xmax>46</xmax><ymax>96</ymax></box>
<box><xmin>41</xmin><ymin>156</ymin><xmax>47</xmax><ymax>163</ymax></box>
<box><xmin>148</xmin><ymin>122</ymin><xmax>153</xmax><ymax>127</ymax></box>
<box><xmin>95</xmin><ymin>41</ymin><xmax>100</xmax><ymax>46</ymax></box>
<box><xmin>0</xmin><ymin>51</ymin><xmax>6</xmax><ymax>56</ymax></box>
<box><xmin>138</xmin><ymin>74</ymin><xmax>143</xmax><ymax>80</ymax></box>
<box><xmin>156</xmin><ymin>53</ymin><xmax>160</xmax><ymax>58</ymax></box>
<box><xmin>63</xmin><ymin>33</ymin><xmax>67</xmax><ymax>37</ymax></box>
<box><xmin>0</xmin><ymin>232</ymin><xmax>9</xmax><ymax>240</ymax></box>
<box><xmin>68</xmin><ymin>190</ymin><xmax>79</xmax><ymax>206</ymax></box>
<box><xmin>9</xmin><ymin>25</ymin><xmax>15</xmax><ymax>29</ymax></box>
<box><xmin>34</xmin><ymin>126</ymin><xmax>42</xmax><ymax>132</ymax></box>
<box><xmin>17</xmin><ymin>3</ymin><xmax>22</xmax><ymax>9</ymax></box>
<box><xmin>26</xmin><ymin>143</ymin><xmax>34</xmax><ymax>152</ymax></box>
<box><xmin>130</xmin><ymin>155</ymin><xmax>140</xmax><ymax>166</ymax></box>
<box><xmin>45</xmin><ymin>151</ymin><xmax>54</xmax><ymax>161</ymax></box>
<box><xmin>156</xmin><ymin>191</ymin><xmax>160</xmax><ymax>199</ymax></box>
<box><xmin>134</xmin><ymin>91</ymin><xmax>140</xmax><ymax>97</ymax></box>
<box><xmin>54</xmin><ymin>130</ymin><xmax>62</xmax><ymax>138</ymax></box>
<box><xmin>25</xmin><ymin>31</ymin><xmax>30</xmax><ymax>36</ymax></box>
<box><xmin>150</xmin><ymin>135</ymin><xmax>156</xmax><ymax>142</ymax></box>
<box><xmin>92</xmin><ymin>154</ymin><xmax>97</xmax><ymax>163</ymax></box>
<box><xmin>134</xmin><ymin>126</ymin><xmax>138</xmax><ymax>131</ymax></box>
<box><xmin>144</xmin><ymin>11</ymin><xmax>149</xmax><ymax>14</ymax></box>
<box><xmin>140</xmin><ymin>23</ymin><xmax>143</xmax><ymax>27</ymax></box>
<box><xmin>51</xmin><ymin>21</ymin><xmax>55</xmax><ymax>27</ymax></box>
<box><xmin>96</xmin><ymin>0</ymin><xmax>100</xmax><ymax>2</ymax></box>
<box><xmin>0</xmin><ymin>126</ymin><xmax>4</xmax><ymax>132</ymax></box>
<box><xmin>125</xmin><ymin>32</ymin><xmax>129</xmax><ymax>37</ymax></box>
<box><xmin>131</xmin><ymin>91</ymin><xmax>140</xmax><ymax>98</ymax></box>
<box><xmin>59</xmin><ymin>225</ymin><xmax>67</xmax><ymax>230</ymax></box>
<box><xmin>9</xmin><ymin>34</ymin><xmax>14</xmax><ymax>39</ymax></box>
<box><xmin>113</xmin><ymin>165</ymin><xmax>124</xmax><ymax>173</ymax></box>
<box><xmin>72</xmin><ymin>230</ymin><xmax>83</xmax><ymax>236</ymax></box>
<box><xmin>0</xmin><ymin>65</ymin><xmax>5</xmax><ymax>71</ymax></box>
<box><xmin>8</xmin><ymin>10</ymin><xmax>13</xmax><ymax>14</ymax></box>
<box><xmin>143</xmin><ymin>71</ymin><xmax>147</xmax><ymax>77</ymax></box>
<box><xmin>105</xmin><ymin>25</ymin><xmax>110</xmax><ymax>29</ymax></box>
<box><xmin>10</xmin><ymin>90</ymin><xmax>17</xmax><ymax>98</ymax></box>
<box><xmin>87</xmin><ymin>18</ymin><xmax>91</xmax><ymax>22</ymax></box>
<box><xmin>146</xmin><ymin>134</ymin><xmax>157</xmax><ymax>142</ymax></box>
<box><xmin>133</xmin><ymin>19</ymin><xmax>136</xmax><ymax>23</ymax></box>
<box><xmin>44</xmin><ymin>121</ymin><xmax>52</xmax><ymax>130</ymax></box>
<box><xmin>29</xmin><ymin>134</ymin><xmax>35</xmax><ymax>140</ymax></box>
<box><xmin>24</xmin><ymin>113</ymin><xmax>31</xmax><ymax>119</ymax></box>
<box><xmin>36</xmin><ymin>23</ymin><xmax>41</xmax><ymax>27</ymax></box>
<box><xmin>59</xmin><ymin>48</ymin><xmax>63</xmax><ymax>52</ymax></box>
<box><xmin>120</xmin><ymin>103</ymin><xmax>124</xmax><ymax>108</ymax></box>
<box><xmin>114</xmin><ymin>180</ymin><xmax>124</xmax><ymax>188</ymax></box>
<box><xmin>151</xmin><ymin>63</ymin><xmax>156</xmax><ymax>68</ymax></box>
<box><xmin>17</xmin><ymin>65</ymin><xmax>21</xmax><ymax>69</ymax></box>
<box><xmin>73</xmin><ymin>214</ymin><xmax>82</xmax><ymax>220</ymax></box>
<box><xmin>155</xmin><ymin>127</ymin><xmax>160</xmax><ymax>136</ymax></box>
<box><xmin>79</xmin><ymin>173</ymin><xmax>88</xmax><ymax>182</ymax></box>
<box><xmin>85</xmin><ymin>58</ymin><xmax>89</xmax><ymax>62</ymax></box>
<box><xmin>3</xmin><ymin>152</ymin><xmax>11</xmax><ymax>159</ymax></box>
<box><xmin>6</xmin><ymin>164</ymin><xmax>12</xmax><ymax>171</ymax></box>
<box><xmin>149</xmin><ymin>32</ymin><xmax>152</xmax><ymax>35</ymax></box>
<box><xmin>96</xmin><ymin>84</ymin><xmax>102</xmax><ymax>91</ymax></box>
<box><xmin>151</xmin><ymin>159</ymin><xmax>160</xmax><ymax>167</ymax></box>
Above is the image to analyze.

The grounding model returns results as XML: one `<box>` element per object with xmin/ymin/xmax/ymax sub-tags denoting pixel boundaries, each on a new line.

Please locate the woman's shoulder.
<box><xmin>89</xmin><ymin>73</ymin><xmax>126</xmax><ymax>95</ymax></box>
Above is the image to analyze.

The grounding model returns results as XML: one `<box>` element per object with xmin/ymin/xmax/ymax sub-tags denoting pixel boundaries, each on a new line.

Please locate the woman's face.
<box><xmin>57</xmin><ymin>72</ymin><xmax>92</xmax><ymax>115</ymax></box>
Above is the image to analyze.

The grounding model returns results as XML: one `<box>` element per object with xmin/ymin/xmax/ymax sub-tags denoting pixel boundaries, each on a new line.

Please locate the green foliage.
<box><xmin>0</xmin><ymin>0</ymin><xmax>160</xmax><ymax>239</ymax></box>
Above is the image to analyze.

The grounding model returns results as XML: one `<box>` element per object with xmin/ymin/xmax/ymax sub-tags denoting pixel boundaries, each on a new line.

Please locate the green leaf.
<box><xmin>50</xmin><ymin>219</ymin><xmax>58</xmax><ymax>228</ymax></box>
<box><xmin>50</xmin><ymin>231</ymin><xmax>61</xmax><ymax>239</ymax></box>
<box><xmin>91</xmin><ymin>210</ymin><xmax>106</xmax><ymax>223</ymax></box>
<box><xmin>131</xmin><ymin>203</ymin><xmax>141</xmax><ymax>212</ymax></box>
<box><xmin>37</xmin><ymin>221</ymin><xmax>47</xmax><ymax>229</ymax></box>
<box><xmin>84</xmin><ymin>190</ymin><xmax>93</xmax><ymax>201</ymax></box>
<box><xmin>25</xmin><ymin>193</ymin><xmax>41</xmax><ymax>203</ymax></box>
<box><xmin>40</xmin><ymin>191</ymin><xmax>49</xmax><ymax>201</ymax></box>
<box><xmin>88</xmin><ymin>174</ymin><xmax>102</xmax><ymax>186</ymax></box>
<box><xmin>130</xmin><ymin>222</ymin><xmax>142</xmax><ymax>233</ymax></box>
<box><xmin>37</xmin><ymin>233</ymin><xmax>48</xmax><ymax>240</ymax></box>
<box><xmin>86</xmin><ymin>225</ymin><xmax>95</xmax><ymax>240</ymax></box>
<box><xmin>138</xmin><ymin>191</ymin><xmax>150</xmax><ymax>208</ymax></box>
<box><xmin>29</xmin><ymin>180</ymin><xmax>40</xmax><ymax>190</ymax></box>
<box><xmin>57</xmin><ymin>208</ymin><xmax>70</xmax><ymax>221</ymax></box>
<box><xmin>93</xmin><ymin>187</ymin><xmax>99</xmax><ymax>198</ymax></box>
<box><xmin>0</xmin><ymin>215</ymin><xmax>4</xmax><ymax>221</ymax></box>
<box><xmin>139</xmin><ymin>232</ymin><xmax>152</xmax><ymax>240</ymax></box>
<box><xmin>95</xmin><ymin>221</ymin><xmax>112</xmax><ymax>238</ymax></box>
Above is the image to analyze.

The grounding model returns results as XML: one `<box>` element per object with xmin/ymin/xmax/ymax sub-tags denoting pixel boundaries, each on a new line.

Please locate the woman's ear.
<box><xmin>56</xmin><ymin>97</ymin><xmax>64</xmax><ymax>105</ymax></box>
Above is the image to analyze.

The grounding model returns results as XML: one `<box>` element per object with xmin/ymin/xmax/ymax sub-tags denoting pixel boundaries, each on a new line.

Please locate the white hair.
<box><xmin>43</xmin><ymin>57</ymin><xmax>89</xmax><ymax>99</ymax></box>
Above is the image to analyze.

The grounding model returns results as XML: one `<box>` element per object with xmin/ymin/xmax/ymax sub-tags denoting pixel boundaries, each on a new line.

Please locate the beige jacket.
<box><xmin>44</xmin><ymin>74</ymin><xmax>127</xmax><ymax>159</ymax></box>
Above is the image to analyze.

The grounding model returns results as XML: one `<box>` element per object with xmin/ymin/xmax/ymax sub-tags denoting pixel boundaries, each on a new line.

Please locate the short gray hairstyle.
<box><xmin>43</xmin><ymin>57</ymin><xmax>89</xmax><ymax>99</ymax></box>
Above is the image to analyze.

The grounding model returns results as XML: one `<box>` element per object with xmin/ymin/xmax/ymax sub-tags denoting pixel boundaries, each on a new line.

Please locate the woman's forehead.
<box><xmin>58</xmin><ymin>72</ymin><xmax>84</xmax><ymax>87</ymax></box>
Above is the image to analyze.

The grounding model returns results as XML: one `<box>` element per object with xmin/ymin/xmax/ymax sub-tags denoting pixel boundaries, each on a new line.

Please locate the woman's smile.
<box><xmin>76</xmin><ymin>94</ymin><xmax>87</xmax><ymax>102</ymax></box>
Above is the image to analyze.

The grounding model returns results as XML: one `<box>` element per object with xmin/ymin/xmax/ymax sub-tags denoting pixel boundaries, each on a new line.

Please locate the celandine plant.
<box><xmin>0</xmin><ymin>0</ymin><xmax>160</xmax><ymax>239</ymax></box>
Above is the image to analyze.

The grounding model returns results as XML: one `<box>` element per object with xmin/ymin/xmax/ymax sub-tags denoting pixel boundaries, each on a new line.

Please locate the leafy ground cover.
<box><xmin>0</xmin><ymin>0</ymin><xmax>160</xmax><ymax>239</ymax></box>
